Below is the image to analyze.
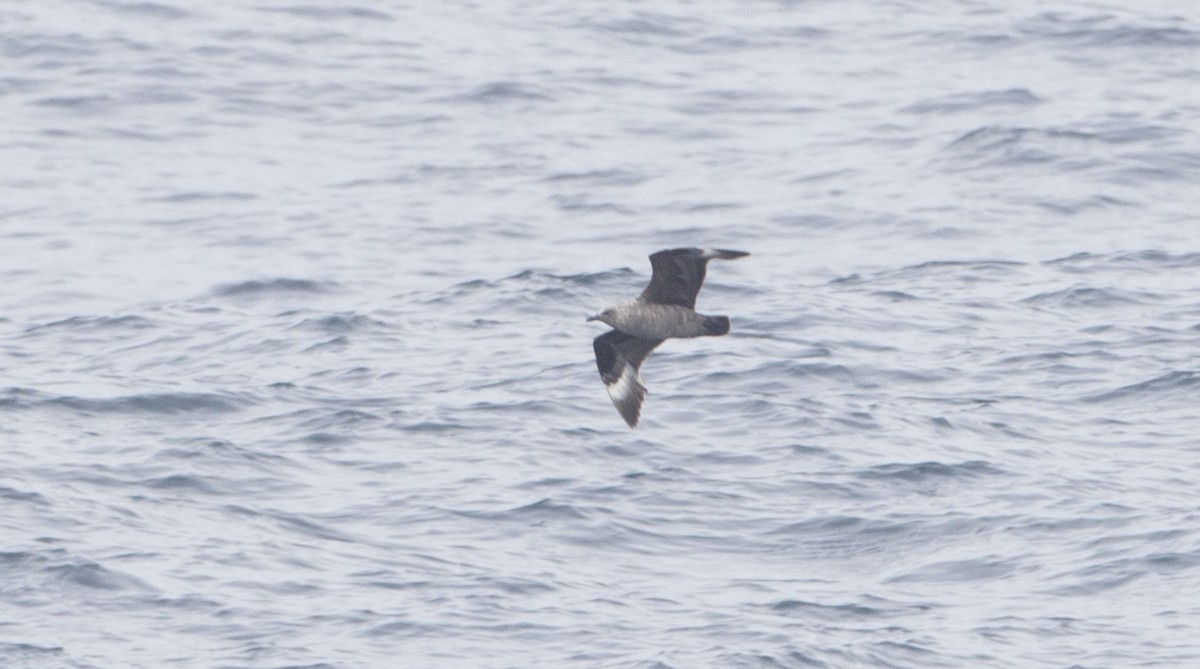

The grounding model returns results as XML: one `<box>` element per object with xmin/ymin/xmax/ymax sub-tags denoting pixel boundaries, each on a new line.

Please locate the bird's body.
<box><xmin>589</xmin><ymin>300</ymin><xmax>722</xmax><ymax>340</ymax></box>
<box><xmin>588</xmin><ymin>247</ymin><xmax>749</xmax><ymax>428</ymax></box>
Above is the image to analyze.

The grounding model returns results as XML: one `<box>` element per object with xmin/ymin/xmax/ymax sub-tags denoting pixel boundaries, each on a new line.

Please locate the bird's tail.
<box><xmin>703</xmin><ymin>315</ymin><xmax>731</xmax><ymax>335</ymax></box>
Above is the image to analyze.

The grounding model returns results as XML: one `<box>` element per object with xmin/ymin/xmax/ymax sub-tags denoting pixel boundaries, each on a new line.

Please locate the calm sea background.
<box><xmin>2</xmin><ymin>1</ymin><xmax>1199</xmax><ymax>667</ymax></box>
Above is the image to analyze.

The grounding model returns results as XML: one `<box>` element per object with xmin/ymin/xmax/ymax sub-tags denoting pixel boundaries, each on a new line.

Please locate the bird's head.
<box><xmin>587</xmin><ymin>309</ymin><xmax>614</xmax><ymax>325</ymax></box>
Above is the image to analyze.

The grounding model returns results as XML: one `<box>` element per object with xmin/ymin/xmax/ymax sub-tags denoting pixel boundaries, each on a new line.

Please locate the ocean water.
<box><xmin>2</xmin><ymin>0</ymin><xmax>1199</xmax><ymax>667</ymax></box>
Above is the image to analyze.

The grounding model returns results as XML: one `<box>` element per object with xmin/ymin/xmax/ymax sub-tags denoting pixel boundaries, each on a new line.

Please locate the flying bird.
<box><xmin>588</xmin><ymin>247</ymin><xmax>749</xmax><ymax>428</ymax></box>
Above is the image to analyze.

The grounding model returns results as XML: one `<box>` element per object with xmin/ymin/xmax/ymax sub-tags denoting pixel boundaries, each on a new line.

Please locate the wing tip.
<box><xmin>605</xmin><ymin>367</ymin><xmax>646</xmax><ymax>428</ymax></box>
<box><xmin>702</xmin><ymin>248</ymin><xmax>750</xmax><ymax>260</ymax></box>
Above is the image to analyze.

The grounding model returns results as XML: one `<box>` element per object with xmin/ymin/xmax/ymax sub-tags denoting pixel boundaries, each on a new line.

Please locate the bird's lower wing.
<box><xmin>593</xmin><ymin>330</ymin><xmax>663</xmax><ymax>428</ymax></box>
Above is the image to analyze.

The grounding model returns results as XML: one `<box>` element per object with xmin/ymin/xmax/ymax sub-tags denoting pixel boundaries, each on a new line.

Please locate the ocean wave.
<box><xmin>858</xmin><ymin>460</ymin><xmax>1006</xmax><ymax>484</ymax></box>
<box><xmin>5</xmin><ymin>388</ymin><xmax>253</xmax><ymax>415</ymax></box>
<box><xmin>49</xmin><ymin>392</ymin><xmax>251</xmax><ymax>414</ymax></box>
<box><xmin>47</xmin><ymin>560</ymin><xmax>156</xmax><ymax>592</ymax></box>
<box><xmin>1020</xmin><ymin>285</ymin><xmax>1159</xmax><ymax>308</ymax></box>
<box><xmin>1081</xmin><ymin>371</ymin><xmax>1200</xmax><ymax>404</ymax></box>
<box><xmin>888</xmin><ymin>556</ymin><xmax>1019</xmax><ymax>583</ymax></box>
<box><xmin>213</xmin><ymin>278</ymin><xmax>336</xmax><ymax>297</ymax></box>
<box><xmin>446</xmin><ymin>81</ymin><xmax>554</xmax><ymax>104</ymax></box>
<box><xmin>254</xmin><ymin>5</ymin><xmax>393</xmax><ymax>22</ymax></box>
<box><xmin>24</xmin><ymin>314</ymin><xmax>156</xmax><ymax>333</ymax></box>
<box><xmin>901</xmin><ymin>88</ymin><xmax>1041</xmax><ymax>115</ymax></box>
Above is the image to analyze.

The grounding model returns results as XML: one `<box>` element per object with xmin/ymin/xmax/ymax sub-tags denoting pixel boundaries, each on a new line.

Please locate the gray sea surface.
<box><xmin>3</xmin><ymin>0</ymin><xmax>1200</xmax><ymax>667</ymax></box>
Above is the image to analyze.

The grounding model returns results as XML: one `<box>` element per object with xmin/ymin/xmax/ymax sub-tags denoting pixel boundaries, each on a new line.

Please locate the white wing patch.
<box><xmin>605</xmin><ymin>363</ymin><xmax>647</xmax><ymax>428</ymax></box>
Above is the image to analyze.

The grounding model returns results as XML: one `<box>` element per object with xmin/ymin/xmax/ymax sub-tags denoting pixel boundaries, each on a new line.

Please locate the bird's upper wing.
<box><xmin>639</xmin><ymin>248</ymin><xmax>748</xmax><ymax>308</ymax></box>
<box><xmin>639</xmin><ymin>248</ymin><xmax>707</xmax><ymax>308</ymax></box>
<box><xmin>593</xmin><ymin>329</ymin><xmax>663</xmax><ymax>428</ymax></box>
